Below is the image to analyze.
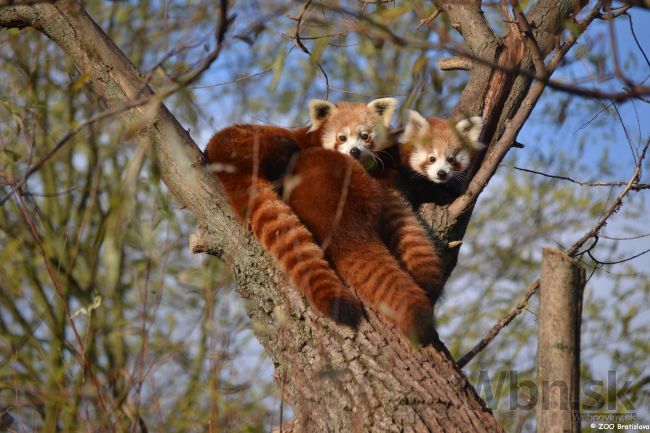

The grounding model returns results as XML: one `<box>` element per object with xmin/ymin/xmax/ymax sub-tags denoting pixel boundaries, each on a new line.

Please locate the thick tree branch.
<box><xmin>448</xmin><ymin>0</ymin><xmax>605</xmax><ymax>219</ymax></box>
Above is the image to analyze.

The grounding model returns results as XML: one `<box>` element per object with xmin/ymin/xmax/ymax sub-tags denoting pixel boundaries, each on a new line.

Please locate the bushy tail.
<box><xmin>381</xmin><ymin>189</ymin><xmax>445</xmax><ymax>304</ymax></box>
<box><xmin>333</xmin><ymin>240</ymin><xmax>434</xmax><ymax>344</ymax></box>
<box><xmin>220</xmin><ymin>174</ymin><xmax>362</xmax><ymax>327</ymax></box>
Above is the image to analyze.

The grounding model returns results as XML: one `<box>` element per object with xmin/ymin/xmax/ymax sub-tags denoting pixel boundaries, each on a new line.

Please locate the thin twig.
<box><xmin>587</xmin><ymin>248</ymin><xmax>650</xmax><ymax>265</ymax></box>
<box><xmin>13</xmin><ymin>190</ymin><xmax>113</xmax><ymax>430</ymax></box>
<box><xmin>294</xmin><ymin>0</ymin><xmax>314</xmax><ymax>54</ymax></box>
<box><xmin>504</xmin><ymin>164</ymin><xmax>650</xmax><ymax>189</ymax></box>
<box><xmin>416</xmin><ymin>9</ymin><xmax>440</xmax><ymax>30</ymax></box>
<box><xmin>456</xmin><ymin>281</ymin><xmax>540</xmax><ymax>369</ymax></box>
<box><xmin>567</xmin><ymin>136</ymin><xmax>650</xmax><ymax>257</ymax></box>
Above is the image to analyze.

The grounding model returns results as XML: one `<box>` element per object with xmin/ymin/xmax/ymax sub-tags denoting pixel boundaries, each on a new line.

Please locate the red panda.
<box><xmin>400</xmin><ymin>110</ymin><xmax>485</xmax><ymax>185</ymax></box>
<box><xmin>283</xmin><ymin>100</ymin><xmax>446</xmax><ymax>343</ymax></box>
<box><xmin>204</xmin><ymin>98</ymin><xmax>397</xmax><ymax>329</ymax></box>
<box><xmin>286</xmin><ymin>148</ymin><xmax>439</xmax><ymax>343</ymax></box>
<box><xmin>369</xmin><ymin>111</ymin><xmax>485</xmax><ymax>208</ymax></box>
<box><xmin>205</xmin><ymin>99</ymin><xmax>445</xmax><ymax>343</ymax></box>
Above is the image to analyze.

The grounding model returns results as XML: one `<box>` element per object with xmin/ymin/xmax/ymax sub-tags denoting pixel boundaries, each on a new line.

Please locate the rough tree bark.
<box><xmin>0</xmin><ymin>0</ymin><xmax>592</xmax><ymax>431</ymax></box>
<box><xmin>537</xmin><ymin>249</ymin><xmax>585</xmax><ymax>433</ymax></box>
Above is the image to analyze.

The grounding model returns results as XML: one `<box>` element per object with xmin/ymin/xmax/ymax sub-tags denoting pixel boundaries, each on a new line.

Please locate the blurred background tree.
<box><xmin>0</xmin><ymin>1</ymin><xmax>648</xmax><ymax>432</ymax></box>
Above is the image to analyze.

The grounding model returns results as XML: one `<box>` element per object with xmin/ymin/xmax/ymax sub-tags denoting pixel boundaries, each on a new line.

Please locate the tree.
<box><xmin>1</xmin><ymin>1</ymin><xmax>648</xmax><ymax>432</ymax></box>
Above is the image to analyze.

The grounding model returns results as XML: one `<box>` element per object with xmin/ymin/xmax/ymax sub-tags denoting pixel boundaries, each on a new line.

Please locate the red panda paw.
<box><xmin>325</xmin><ymin>292</ymin><xmax>363</xmax><ymax>328</ymax></box>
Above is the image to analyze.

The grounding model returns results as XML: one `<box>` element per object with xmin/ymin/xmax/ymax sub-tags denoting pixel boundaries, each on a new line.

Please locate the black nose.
<box><xmin>350</xmin><ymin>147</ymin><xmax>361</xmax><ymax>159</ymax></box>
<box><xmin>437</xmin><ymin>170</ymin><xmax>447</xmax><ymax>179</ymax></box>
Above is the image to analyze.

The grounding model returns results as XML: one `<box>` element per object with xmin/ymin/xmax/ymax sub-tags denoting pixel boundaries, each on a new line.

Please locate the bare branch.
<box><xmin>416</xmin><ymin>9</ymin><xmax>440</xmax><ymax>30</ymax></box>
<box><xmin>567</xmin><ymin>136</ymin><xmax>650</xmax><ymax>257</ymax></box>
<box><xmin>587</xmin><ymin>248</ymin><xmax>650</xmax><ymax>265</ymax></box>
<box><xmin>456</xmin><ymin>280</ymin><xmax>540</xmax><ymax>369</ymax></box>
<box><xmin>509</xmin><ymin>0</ymin><xmax>547</xmax><ymax>77</ymax></box>
<box><xmin>449</xmin><ymin>0</ymin><xmax>606</xmax><ymax>219</ymax></box>
<box><xmin>504</xmin><ymin>165</ymin><xmax>650</xmax><ymax>190</ymax></box>
<box><xmin>437</xmin><ymin>56</ymin><xmax>471</xmax><ymax>71</ymax></box>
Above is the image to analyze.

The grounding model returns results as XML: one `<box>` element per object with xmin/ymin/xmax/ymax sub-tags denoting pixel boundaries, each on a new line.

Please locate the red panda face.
<box><xmin>408</xmin><ymin>143</ymin><xmax>471</xmax><ymax>184</ymax></box>
<box><xmin>309</xmin><ymin>98</ymin><xmax>397</xmax><ymax>161</ymax></box>
<box><xmin>400</xmin><ymin>111</ymin><xmax>484</xmax><ymax>184</ymax></box>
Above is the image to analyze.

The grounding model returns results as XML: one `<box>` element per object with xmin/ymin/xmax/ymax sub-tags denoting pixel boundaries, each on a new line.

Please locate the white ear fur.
<box><xmin>400</xmin><ymin>110</ymin><xmax>429</xmax><ymax>143</ymax></box>
<box><xmin>308</xmin><ymin>99</ymin><xmax>337</xmax><ymax>132</ymax></box>
<box><xmin>367</xmin><ymin>97</ymin><xmax>397</xmax><ymax>127</ymax></box>
<box><xmin>455</xmin><ymin>116</ymin><xmax>484</xmax><ymax>149</ymax></box>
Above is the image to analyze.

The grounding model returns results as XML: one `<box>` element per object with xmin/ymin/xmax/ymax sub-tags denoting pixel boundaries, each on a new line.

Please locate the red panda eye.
<box><xmin>338</xmin><ymin>135</ymin><xmax>347</xmax><ymax>142</ymax></box>
<box><xmin>428</xmin><ymin>155</ymin><xmax>436</xmax><ymax>163</ymax></box>
<box><xmin>360</xmin><ymin>132</ymin><xmax>370</xmax><ymax>141</ymax></box>
<box><xmin>447</xmin><ymin>156</ymin><xmax>455</xmax><ymax>163</ymax></box>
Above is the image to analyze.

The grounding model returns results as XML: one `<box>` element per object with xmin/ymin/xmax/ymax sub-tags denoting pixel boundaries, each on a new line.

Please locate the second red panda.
<box><xmin>369</xmin><ymin>111</ymin><xmax>485</xmax><ymax>208</ymax></box>
<box><xmin>400</xmin><ymin>110</ymin><xmax>485</xmax><ymax>185</ymax></box>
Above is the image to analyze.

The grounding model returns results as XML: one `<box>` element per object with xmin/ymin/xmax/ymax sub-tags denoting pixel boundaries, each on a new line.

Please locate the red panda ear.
<box><xmin>308</xmin><ymin>100</ymin><xmax>337</xmax><ymax>132</ymax></box>
<box><xmin>400</xmin><ymin>110</ymin><xmax>429</xmax><ymax>144</ymax></box>
<box><xmin>455</xmin><ymin>116</ymin><xmax>484</xmax><ymax>149</ymax></box>
<box><xmin>367</xmin><ymin>98</ymin><xmax>397</xmax><ymax>127</ymax></box>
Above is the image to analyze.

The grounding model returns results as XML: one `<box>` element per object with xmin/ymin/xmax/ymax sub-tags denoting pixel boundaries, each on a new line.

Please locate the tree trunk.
<box><xmin>0</xmin><ymin>0</ymin><xmax>591</xmax><ymax>430</ymax></box>
<box><xmin>537</xmin><ymin>248</ymin><xmax>585</xmax><ymax>433</ymax></box>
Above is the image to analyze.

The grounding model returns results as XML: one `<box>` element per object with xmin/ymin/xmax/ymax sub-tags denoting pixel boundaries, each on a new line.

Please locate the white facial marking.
<box><xmin>338</xmin><ymin>130</ymin><xmax>369</xmax><ymax>158</ymax></box>
<box><xmin>321</xmin><ymin>128</ymin><xmax>337</xmax><ymax>150</ymax></box>
<box><xmin>409</xmin><ymin>148</ymin><xmax>428</xmax><ymax>174</ymax></box>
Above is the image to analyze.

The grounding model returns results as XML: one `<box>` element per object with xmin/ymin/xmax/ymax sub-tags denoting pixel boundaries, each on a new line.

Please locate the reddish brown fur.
<box><xmin>380</xmin><ymin>189</ymin><xmax>444</xmax><ymax>304</ymax></box>
<box><xmin>287</xmin><ymin>148</ymin><xmax>437</xmax><ymax>343</ymax></box>
<box><xmin>205</xmin><ymin>124</ymin><xmax>362</xmax><ymax>327</ymax></box>
<box><xmin>205</xmin><ymin>102</ymin><xmax>445</xmax><ymax>342</ymax></box>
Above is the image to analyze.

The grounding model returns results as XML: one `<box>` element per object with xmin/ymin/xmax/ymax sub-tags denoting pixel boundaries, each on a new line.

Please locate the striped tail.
<box><xmin>219</xmin><ymin>174</ymin><xmax>362</xmax><ymax>327</ymax></box>
<box><xmin>381</xmin><ymin>188</ymin><xmax>445</xmax><ymax>304</ymax></box>
<box><xmin>332</xmin><ymin>240</ymin><xmax>434</xmax><ymax>344</ymax></box>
